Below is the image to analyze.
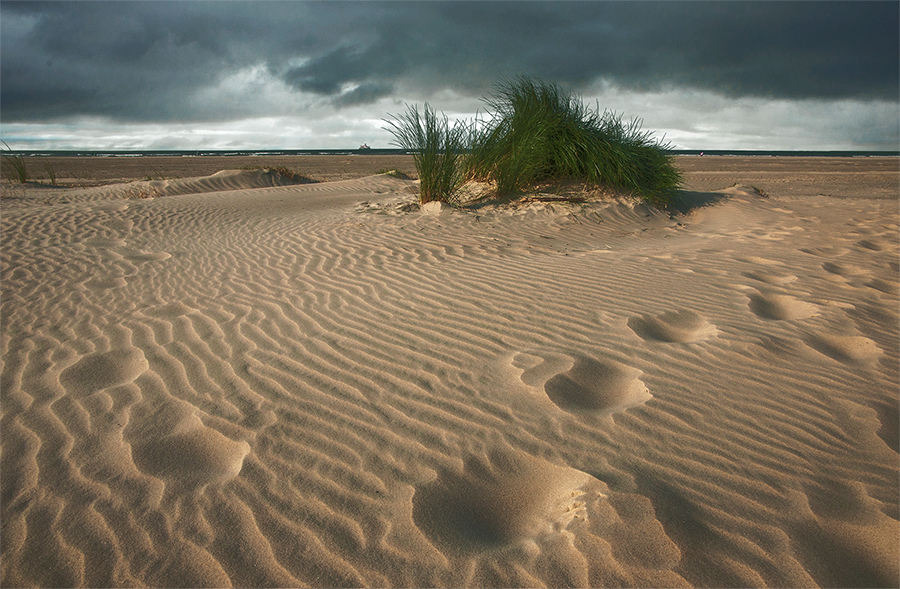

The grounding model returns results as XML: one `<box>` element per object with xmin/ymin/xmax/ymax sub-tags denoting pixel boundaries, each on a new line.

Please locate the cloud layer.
<box><xmin>2</xmin><ymin>1</ymin><xmax>897</xmax><ymax>150</ymax></box>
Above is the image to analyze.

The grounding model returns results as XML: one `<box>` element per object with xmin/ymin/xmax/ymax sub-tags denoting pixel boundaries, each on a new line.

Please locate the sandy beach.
<box><xmin>1</xmin><ymin>156</ymin><xmax>898</xmax><ymax>587</ymax></box>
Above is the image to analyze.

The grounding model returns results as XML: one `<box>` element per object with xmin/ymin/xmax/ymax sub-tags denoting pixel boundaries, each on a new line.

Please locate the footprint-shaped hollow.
<box><xmin>412</xmin><ymin>449</ymin><xmax>600</xmax><ymax>553</ymax></box>
<box><xmin>627</xmin><ymin>309</ymin><xmax>715</xmax><ymax>343</ymax></box>
<box><xmin>805</xmin><ymin>333</ymin><xmax>883</xmax><ymax>364</ymax></box>
<box><xmin>543</xmin><ymin>356</ymin><xmax>650</xmax><ymax>414</ymax></box>
<box><xmin>60</xmin><ymin>349</ymin><xmax>149</xmax><ymax>397</ymax></box>
<box><xmin>748</xmin><ymin>292</ymin><xmax>818</xmax><ymax>321</ymax></box>
<box><xmin>131</xmin><ymin>419</ymin><xmax>251</xmax><ymax>487</ymax></box>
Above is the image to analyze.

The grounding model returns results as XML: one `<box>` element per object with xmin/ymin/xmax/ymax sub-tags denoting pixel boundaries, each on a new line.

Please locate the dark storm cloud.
<box><xmin>2</xmin><ymin>1</ymin><xmax>897</xmax><ymax>123</ymax></box>
<box><xmin>333</xmin><ymin>82</ymin><xmax>396</xmax><ymax>108</ymax></box>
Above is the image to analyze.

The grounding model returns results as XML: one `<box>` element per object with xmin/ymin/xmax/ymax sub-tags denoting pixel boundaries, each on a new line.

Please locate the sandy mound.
<box><xmin>0</xmin><ymin>168</ymin><xmax>313</xmax><ymax>207</ymax></box>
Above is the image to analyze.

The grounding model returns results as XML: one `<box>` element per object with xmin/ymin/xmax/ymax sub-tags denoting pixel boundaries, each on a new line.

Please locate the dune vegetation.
<box><xmin>383</xmin><ymin>104</ymin><xmax>470</xmax><ymax>204</ymax></box>
<box><xmin>1</xmin><ymin>142</ymin><xmax>29</xmax><ymax>184</ymax></box>
<box><xmin>385</xmin><ymin>76</ymin><xmax>682</xmax><ymax>207</ymax></box>
<box><xmin>1</xmin><ymin>142</ymin><xmax>60</xmax><ymax>185</ymax></box>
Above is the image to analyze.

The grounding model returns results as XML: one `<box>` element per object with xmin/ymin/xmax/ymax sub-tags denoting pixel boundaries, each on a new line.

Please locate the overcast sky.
<box><xmin>2</xmin><ymin>1</ymin><xmax>898</xmax><ymax>151</ymax></box>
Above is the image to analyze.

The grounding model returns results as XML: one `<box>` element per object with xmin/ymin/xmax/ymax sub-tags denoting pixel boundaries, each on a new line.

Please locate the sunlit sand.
<box><xmin>1</xmin><ymin>156</ymin><xmax>897</xmax><ymax>587</ymax></box>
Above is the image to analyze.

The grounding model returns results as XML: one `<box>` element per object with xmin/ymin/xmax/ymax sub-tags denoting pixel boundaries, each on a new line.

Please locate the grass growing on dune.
<box><xmin>40</xmin><ymin>159</ymin><xmax>57</xmax><ymax>184</ymax></box>
<box><xmin>1</xmin><ymin>142</ymin><xmax>28</xmax><ymax>183</ymax></box>
<box><xmin>469</xmin><ymin>77</ymin><xmax>681</xmax><ymax>205</ymax></box>
<box><xmin>384</xmin><ymin>76</ymin><xmax>681</xmax><ymax>207</ymax></box>
<box><xmin>1</xmin><ymin>143</ymin><xmax>60</xmax><ymax>185</ymax></box>
<box><xmin>383</xmin><ymin>104</ymin><xmax>469</xmax><ymax>204</ymax></box>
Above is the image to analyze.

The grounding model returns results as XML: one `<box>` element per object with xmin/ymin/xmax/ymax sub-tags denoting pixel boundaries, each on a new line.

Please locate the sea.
<box><xmin>5</xmin><ymin>149</ymin><xmax>899</xmax><ymax>158</ymax></box>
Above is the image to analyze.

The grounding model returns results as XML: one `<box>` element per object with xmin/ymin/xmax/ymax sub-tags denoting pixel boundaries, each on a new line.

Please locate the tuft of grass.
<box><xmin>69</xmin><ymin>168</ymin><xmax>93</xmax><ymax>189</ymax></box>
<box><xmin>381</xmin><ymin>77</ymin><xmax>681</xmax><ymax>208</ymax></box>
<box><xmin>468</xmin><ymin>76</ymin><xmax>681</xmax><ymax>205</ymax></box>
<box><xmin>40</xmin><ymin>159</ymin><xmax>57</xmax><ymax>184</ymax></box>
<box><xmin>383</xmin><ymin>104</ymin><xmax>469</xmax><ymax>204</ymax></box>
<box><xmin>1</xmin><ymin>142</ymin><xmax>28</xmax><ymax>183</ymax></box>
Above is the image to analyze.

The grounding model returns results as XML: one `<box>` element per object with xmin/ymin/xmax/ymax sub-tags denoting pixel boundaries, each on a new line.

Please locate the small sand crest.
<box><xmin>0</xmin><ymin>168</ymin><xmax>314</xmax><ymax>207</ymax></box>
<box><xmin>148</xmin><ymin>540</ymin><xmax>234</xmax><ymax>588</ymax></box>
<box><xmin>144</xmin><ymin>168</ymin><xmax>313</xmax><ymax>197</ymax></box>
<box><xmin>742</xmin><ymin>270</ymin><xmax>798</xmax><ymax>285</ymax></box>
<box><xmin>822</xmin><ymin>261</ymin><xmax>867</xmax><ymax>277</ymax></box>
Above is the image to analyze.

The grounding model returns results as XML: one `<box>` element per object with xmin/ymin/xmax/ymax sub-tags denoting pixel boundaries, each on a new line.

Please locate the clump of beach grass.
<box><xmin>40</xmin><ymin>159</ymin><xmax>58</xmax><ymax>184</ymax></box>
<box><xmin>1</xmin><ymin>142</ymin><xmax>28</xmax><ymax>183</ymax></box>
<box><xmin>384</xmin><ymin>76</ymin><xmax>681</xmax><ymax>208</ymax></box>
<box><xmin>1</xmin><ymin>143</ymin><xmax>61</xmax><ymax>185</ymax></box>
<box><xmin>469</xmin><ymin>76</ymin><xmax>681</xmax><ymax>206</ymax></box>
<box><xmin>383</xmin><ymin>104</ymin><xmax>469</xmax><ymax>204</ymax></box>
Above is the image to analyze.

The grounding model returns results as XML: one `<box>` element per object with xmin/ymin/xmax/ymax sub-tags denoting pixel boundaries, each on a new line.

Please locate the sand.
<box><xmin>5</xmin><ymin>154</ymin><xmax>421</xmax><ymax>186</ymax></box>
<box><xmin>1</xmin><ymin>156</ymin><xmax>898</xmax><ymax>588</ymax></box>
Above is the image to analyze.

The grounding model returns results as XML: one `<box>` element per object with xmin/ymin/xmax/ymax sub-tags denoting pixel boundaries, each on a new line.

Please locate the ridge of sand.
<box><xmin>0</xmin><ymin>168</ymin><xmax>315</xmax><ymax>207</ymax></box>
<box><xmin>1</xmin><ymin>167</ymin><xmax>898</xmax><ymax>587</ymax></box>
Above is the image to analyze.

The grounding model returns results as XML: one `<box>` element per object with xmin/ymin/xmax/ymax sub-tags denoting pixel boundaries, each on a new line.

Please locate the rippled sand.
<box><xmin>1</xmin><ymin>160</ymin><xmax>897</xmax><ymax>587</ymax></box>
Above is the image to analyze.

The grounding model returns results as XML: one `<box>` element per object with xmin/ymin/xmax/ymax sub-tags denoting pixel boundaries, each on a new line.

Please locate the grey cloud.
<box><xmin>276</xmin><ymin>2</ymin><xmax>899</xmax><ymax>101</ymax></box>
<box><xmin>284</xmin><ymin>45</ymin><xmax>377</xmax><ymax>95</ymax></box>
<box><xmin>1</xmin><ymin>1</ymin><xmax>897</xmax><ymax>124</ymax></box>
<box><xmin>333</xmin><ymin>82</ymin><xmax>396</xmax><ymax>107</ymax></box>
<box><xmin>1</xmin><ymin>2</ymin><xmax>240</xmax><ymax>121</ymax></box>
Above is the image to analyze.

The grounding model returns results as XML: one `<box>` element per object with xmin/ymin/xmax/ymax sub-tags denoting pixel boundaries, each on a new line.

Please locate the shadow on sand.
<box><xmin>665</xmin><ymin>190</ymin><xmax>729</xmax><ymax>215</ymax></box>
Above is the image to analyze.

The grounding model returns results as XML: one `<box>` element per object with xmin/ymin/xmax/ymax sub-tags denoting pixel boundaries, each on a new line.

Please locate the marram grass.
<box><xmin>470</xmin><ymin>77</ymin><xmax>681</xmax><ymax>205</ymax></box>
<box><xmin>384</xmin><ymin>77</ymin><xmax>681</xmax><ymax>206</ymax></box>
<box><xmin>1</xmin><ymin>142</ymin><xmax>28</xmax><ymax>183</ymax></box>
<box><xmin>383</xmin><ymin>104</ymin><xmax>469</xmax><ymax>205</ymax></box>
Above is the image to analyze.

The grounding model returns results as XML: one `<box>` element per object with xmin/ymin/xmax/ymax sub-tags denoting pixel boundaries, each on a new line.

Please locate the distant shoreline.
<box><xmin>2</xmin><ymin>154</ymin><xmax>897</xmax><ymax>198</ymax></box>
<box><xmin>4</xmin><ymin>148</ymin><xmax>899</xmax><ymax>158</ymax></box>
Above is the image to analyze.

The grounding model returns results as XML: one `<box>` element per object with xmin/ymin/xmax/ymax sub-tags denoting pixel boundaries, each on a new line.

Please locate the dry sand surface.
<box><xmin>1</xmin><ymin>157</ymin><xmax>898</xmax><ymax>587</ymax></box>
<box><xmin>7</xmin><ymin>154</ymin><xmax>421</xmax><ymax>186</ymax></box>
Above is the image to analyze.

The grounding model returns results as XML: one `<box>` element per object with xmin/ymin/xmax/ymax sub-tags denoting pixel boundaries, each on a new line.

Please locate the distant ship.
<box><xmin>358</xmin><ymin>143</ymin><xmax>371</xmax><ymax>152</ymax></box>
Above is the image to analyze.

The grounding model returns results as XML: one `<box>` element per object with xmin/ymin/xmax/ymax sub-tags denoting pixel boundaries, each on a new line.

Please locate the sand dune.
<box><xmin>1</xmin><ymin>163</ymin><xmax>898</xmax><ymax>587</ymax></box>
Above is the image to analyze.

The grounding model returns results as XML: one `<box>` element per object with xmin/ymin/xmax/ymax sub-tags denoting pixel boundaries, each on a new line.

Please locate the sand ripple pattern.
<box><xmin>2</xmin><ymin>179</ymin><xmax>897</xmax><ymax>587</ymax></box>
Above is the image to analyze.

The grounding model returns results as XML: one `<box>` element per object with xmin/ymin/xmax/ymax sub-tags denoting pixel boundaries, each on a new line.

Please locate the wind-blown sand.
<box><xmin>1</xmin><ymin>157</ymin><xmax>898</xmax><ymax>587</ymax></box>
